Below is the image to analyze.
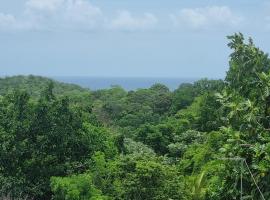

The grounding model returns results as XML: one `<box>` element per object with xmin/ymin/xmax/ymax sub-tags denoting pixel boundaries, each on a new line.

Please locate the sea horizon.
<box><xmin>0</xmin><ymin>74</ymin><xmax>224</xmax><ymax>90</ymax></box>
<box><xmin>51</xmin><ymin>76</ymin><xmax>219</xmax><ymax>91</ymax></box>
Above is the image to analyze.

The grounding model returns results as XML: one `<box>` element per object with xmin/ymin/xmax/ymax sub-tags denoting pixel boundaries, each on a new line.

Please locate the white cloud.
<box><xmin>24</xmin><ymin>0</ymin><xmax>104</xmax><ymax>30</ymax></box>
<box><xmin>0</xmin><ymin>13</ymin><xmax>17</xmax><ymax>28</ymax></box>
<box><xmin>64</xmin><ymin>0</ymin><xmax>103</xmax><ymax>26</ymax></box>
<box><xmin>170</xmin><ymin>6</ymin><xmax>243</xmax><ymax>29</ymax></box>
<box><xmin>26</xmin><ymin>0</ymin><xmax>65</xmax><ymax>12</ymax></box>
<box><xmin>0</xmin><ymin>13</ymin><xmax>33</xmax><ymax>31</ymax></box>
<box><xmin>109</xmin><ymin>11</ymin><xmax>158</xmax><ymax>31</ymax></box>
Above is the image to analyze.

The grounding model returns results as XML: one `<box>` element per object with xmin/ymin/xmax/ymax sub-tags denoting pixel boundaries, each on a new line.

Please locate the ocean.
<box><xmin>53</xmin><ymin>77</ymin><xmax>199</xmax><ymax>91</ymax></box>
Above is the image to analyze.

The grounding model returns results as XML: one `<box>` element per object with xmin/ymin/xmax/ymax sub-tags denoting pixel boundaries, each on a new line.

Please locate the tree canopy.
<box><xmin>1</xmin><ymin>33</ymin><xmax>270</xmax><ymax>199</ymax></box>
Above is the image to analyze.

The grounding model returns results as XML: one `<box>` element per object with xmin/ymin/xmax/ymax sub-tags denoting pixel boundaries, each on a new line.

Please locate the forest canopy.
<box><xmin>1</xmin><ymin>33</ymin><xmax>270</xmax><ymax>199</ymax></box>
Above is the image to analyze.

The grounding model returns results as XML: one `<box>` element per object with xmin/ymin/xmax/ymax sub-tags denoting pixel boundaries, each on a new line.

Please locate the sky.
<box><xmin>0</xmin><ymin>0</ymin><xmax>270</xmax><ymax>78</ymax></box>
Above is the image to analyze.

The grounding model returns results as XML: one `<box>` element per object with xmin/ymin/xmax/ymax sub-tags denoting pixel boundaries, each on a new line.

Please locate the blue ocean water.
<box><xmin>53</xmin><ymin>77</ymin><xmax>199</xmax><ymax>91</ymax></box>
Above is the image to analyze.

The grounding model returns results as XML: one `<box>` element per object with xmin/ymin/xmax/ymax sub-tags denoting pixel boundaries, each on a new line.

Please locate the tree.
<box><xmin>226</xmin><ymin>33</ymin><xmax>270</xmax><ymax>99</ymax></box>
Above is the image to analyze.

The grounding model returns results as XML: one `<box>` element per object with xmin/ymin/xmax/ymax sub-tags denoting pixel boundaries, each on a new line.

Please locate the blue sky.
<box><xmin>0</xmin><ymin>0</ymin><xmax>269</xmax><ymax>78</ymax></box>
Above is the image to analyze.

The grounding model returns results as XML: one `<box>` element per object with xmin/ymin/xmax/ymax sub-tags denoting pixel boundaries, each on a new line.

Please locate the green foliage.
<box><xmin>226</xmin><ymin>33</ymin><xmax>270</xmax><ymax>99</ymax></box>
<box><xmin>0</xmin><ymin>86</ymin><xmax>115</xmax><ymax>199</ymax></box>
<box><xmin>135</xmin><ymin>123</ymin><xmax>174</xmax><ymax>155</ymax></box>
<box><xmin>191</xmin><ymin>171</ymin><xmax>206</xmax><ymax>200</ymax></box>
<box><xmin>51</xmin><ymin>174</ymin><xmax>108</xmax><ymax>200</ymax></box>
<box><xmin>171</xmin><ymin>79</ymin><xmax>224</xmax><ymax>113</ymax></box>
<box><xmin>0</xmin><ymin>75</ymin><xmax>89</xmax><ymax>99</ymax></box>
<box><xmin>172</xmin><ymin>83</ymin><xmax>197</xmax><ymax>112</ymax></box>
<box><xmin>116</xmin><ymin>159</ymin><xmax>181</xmax><ymax>200</ymax></box>
<box><xmin>87</xmin><ymin>153</ymin><xmax>185</xmax><ymax>200</ymax></box>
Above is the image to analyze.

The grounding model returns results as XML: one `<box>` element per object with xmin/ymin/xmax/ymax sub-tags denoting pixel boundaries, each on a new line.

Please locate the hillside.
<box><xmin>0</xmin><ymin>75</ymin><xmax>89</xmax><ymax>97</ymax></box>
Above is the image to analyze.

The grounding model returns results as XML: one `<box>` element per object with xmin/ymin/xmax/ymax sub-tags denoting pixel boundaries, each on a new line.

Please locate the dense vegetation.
<box><xmin>1</xmin><ymin>33</ymin><xmax>270</xmax><ymax>199</ymax></box>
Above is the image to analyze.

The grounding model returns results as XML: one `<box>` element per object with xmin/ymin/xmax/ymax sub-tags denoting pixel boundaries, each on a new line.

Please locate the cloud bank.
<box><xmin>109</xmin><ymin>11</ymin><xmax>158</xmax><ymax>31</ymax></box>
<box><xmin>170</xmin><ymin>6</ymin><xmax>243</xmax><ymax>29</ymax></box>
<box><xmin>0</xmin><ymin>2</ymin><xmax>244</xmax><ymax>32</ymax></box>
